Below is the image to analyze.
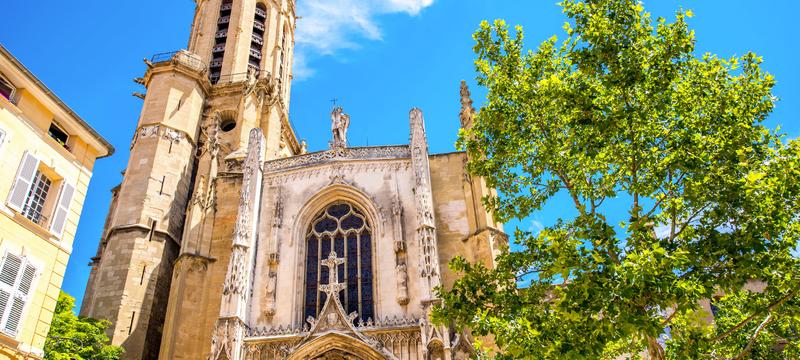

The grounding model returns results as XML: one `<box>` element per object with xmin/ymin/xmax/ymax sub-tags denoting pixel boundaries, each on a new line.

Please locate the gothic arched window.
<box><xmin>304</xmin><ymin>202</ymin><xmax>374</xmax><ymax>324</ymax></box>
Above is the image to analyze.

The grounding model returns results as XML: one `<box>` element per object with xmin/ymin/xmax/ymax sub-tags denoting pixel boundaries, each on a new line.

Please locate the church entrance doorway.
<box><xmin>313</xmin><ymin>349</ymin><xmax>364</xmax><ymax>360</ymax></box>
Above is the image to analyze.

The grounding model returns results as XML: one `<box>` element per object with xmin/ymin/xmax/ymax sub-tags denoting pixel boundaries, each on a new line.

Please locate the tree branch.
<box><xmin>670</xmin><ymin>203</ymin><xmax>711</xmax><ymax>243</ymax></box>
<box><xmin>554</xmin><ymin>169</ymin><xmax>585</xmax><ymax>216</ymax></box>
<box><xmin>712</xmin><ymin>285</ymin><xmax>800</xmax><ymax>343</ymax></box>
<box><xmin>732</xmin><ymin>313</ymin><xmax>773</xmax><ymax>360</ymax></box>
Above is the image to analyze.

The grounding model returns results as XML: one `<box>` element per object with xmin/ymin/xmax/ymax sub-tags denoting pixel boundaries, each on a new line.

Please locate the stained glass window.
<box><xmin>303</xmin><ymin>202</ymin><xmax>374</xmax><ymax>324</ymax></box>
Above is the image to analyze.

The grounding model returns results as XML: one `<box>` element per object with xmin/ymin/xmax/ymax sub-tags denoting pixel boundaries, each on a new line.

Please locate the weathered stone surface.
<box><xmin>83</xmin><ymin>2</ymin><xmax>502</xmax><ymax>359</ymax></box>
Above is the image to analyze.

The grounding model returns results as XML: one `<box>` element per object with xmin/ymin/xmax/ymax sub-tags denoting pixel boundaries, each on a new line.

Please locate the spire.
<box><xmin>459</xmin><ymin>80</ymin><xmax>475</xmax><ymax>130</ymax></box>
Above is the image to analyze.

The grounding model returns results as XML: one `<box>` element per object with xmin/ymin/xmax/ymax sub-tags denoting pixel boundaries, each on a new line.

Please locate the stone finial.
<box><xmin>459</xmin><ymin>80</ymin><xmax>475</xmax><ymax>129</ymax></box>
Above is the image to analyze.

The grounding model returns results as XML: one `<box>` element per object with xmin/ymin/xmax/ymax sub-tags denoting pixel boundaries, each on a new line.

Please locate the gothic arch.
<box><xmin>287</xmin><ymin>332</ymin><xmax>389</xmax><ymax>360</ymax></box>
<box><xmin>292</xmin><ymin>183</ymin><xmax>385</xmax><ymax>325</ymax></box>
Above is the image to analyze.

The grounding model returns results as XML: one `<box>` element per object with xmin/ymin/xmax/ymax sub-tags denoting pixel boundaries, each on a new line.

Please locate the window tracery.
<box><xmin>304</xmin><ymin>202</ymin><xmax>374</xmax><ymax>324</ymax></box>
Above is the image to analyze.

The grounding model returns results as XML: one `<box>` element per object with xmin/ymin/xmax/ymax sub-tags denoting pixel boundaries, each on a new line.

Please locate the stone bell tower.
<box><xmin>81</xmin><ymin>1</ymin><xmax>300</xmax><ymax>359</ymax></box>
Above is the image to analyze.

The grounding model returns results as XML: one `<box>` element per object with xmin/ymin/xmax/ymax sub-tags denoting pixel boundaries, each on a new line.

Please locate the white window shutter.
<box><xmin>50</xmin><ymin>182</ymin><xmax>75</xmax><ymax>237</ymax></box>
<box><xmin>7</xmin><ymin>152</ymin><xmax>39</xmax><ymax>212</ymax></box>
<box><xmin>0</xmin><ymin>290</ymin><xmax>9</xmax><ymax>322</ymax></box>
<box><xmin>0</xmin><ymin>254</ymin><xmax>21</xmax><ymax>287</ymax></box>
<box><xmin>3</xmin><ymin>297</ymin><xmax>24</xmax><ymax>334</ymax></box>
<box><xmin>17</xmin><ymin>264</ymin><xmax>36</xmax><ymax>296</ymax></box>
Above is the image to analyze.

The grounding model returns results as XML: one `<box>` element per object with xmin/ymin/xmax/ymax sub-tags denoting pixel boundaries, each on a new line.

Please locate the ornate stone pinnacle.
<box><xmin>319</xmin><ymin>251</ymin><xmax>346</xmax><ymax>296</ymax></box>
<box><xmin>459</xmin><ymin>80</ymin><xmax>475</xmax><ymax>129</ymax></box>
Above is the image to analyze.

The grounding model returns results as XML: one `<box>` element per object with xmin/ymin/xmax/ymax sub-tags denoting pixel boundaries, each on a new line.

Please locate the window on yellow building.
<box><xmin>21</xmin><ymin>171</ymin><xmax>52</xmax><ymax>226</ymax></box>
<box><xmin>47</xmin><ymin>122</ymin><xmax>69</xmax><ymax>150</ymax></box>
<box><xmin>6</xmin><ymin>152</ymin><xmax>75</xmax><ymax>238</ymax></box>
<box><xmin>0</xmin><ymin>74</ymin><xmax>14</xmax><ymax>102</ymax></box>
<box><xmin>0</xmin><ymin>252</ymin><xmax>37</xmax><ymax>337</ymax></box>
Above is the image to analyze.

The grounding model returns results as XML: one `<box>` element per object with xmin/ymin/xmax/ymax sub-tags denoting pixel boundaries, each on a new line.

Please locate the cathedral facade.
<box><xmin>80</xmin><ymin>1</ymin><xmax>506</xmax><ymax>359</ymax></box>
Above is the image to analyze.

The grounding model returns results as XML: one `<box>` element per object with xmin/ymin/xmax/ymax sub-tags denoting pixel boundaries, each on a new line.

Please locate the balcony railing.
<box><xmin>218</xmin><ymin>16</ymin><xmax>230</xmax><ymax>24</ymax></box>
<box><xmin>255</xmin><ymin>8</ymin><xmax>267</xmax><ymax>18</ymax></box>
<box><xmin>150</xmin><ymin>50</ymin><xmax>207</xmax><ymax>72</ymax></box>
<box><xmin>253</xmin><ymin>22</ymin><xmax>265</xmax><ymax>32</ymax></box>
<box><xmin>213</xmin><ymin>44</ymin><xmax>226</xmax><ymax>53</ymax></box>
<box><xmin>216</xmin><ymin>30</ymin><xmax>228</xmax><ymax>38</ymax></box>
<box><xmin>220</xmin><ymin>3</ymin><xmax>233</xmax><ymax>11</ymax></box>
<box><xmin>22</xmin><ymin>205</ymin><xmax>49</xmax><ymax>228</ymax></box>
<box><xmin>249</xmin><ymin>49</ymin><xmax>262</xmax><ymax>59</ymax></box>
<box><xmin>251</xmin><ymin>34</ymin><xmax>264</xmax><ymax>45</ymax></box>
<box><xmin>212</xmin><ymin>70</ymin><xmax>270</xmax><ymax>85</ymax></box>
<box><xmin>210</xmin><ymin>59</ymin><xmax>224</xmax><ymax>68</ymax></box>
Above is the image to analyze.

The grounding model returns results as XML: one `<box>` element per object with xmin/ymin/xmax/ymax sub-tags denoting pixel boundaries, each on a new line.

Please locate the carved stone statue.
<box><xmin>330</xmin><ymin>106</ymin><xmax>350</xmax><ymax>147</ymax></box>
<box><xmin>396</xmin><ymin>263</ymin><xmax>409</xmax><ymax>305</ymax></box>
<box><xmin>264</xmin><ymin>271</ymin><xmax>277</xmax><ymax>316</ymax></box>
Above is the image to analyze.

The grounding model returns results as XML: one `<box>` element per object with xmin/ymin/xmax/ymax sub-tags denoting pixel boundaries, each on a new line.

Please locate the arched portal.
<box><xmin>287</xmin><ymin>333</ymin><xmax>389</xmax><ymax>360</ymax></box>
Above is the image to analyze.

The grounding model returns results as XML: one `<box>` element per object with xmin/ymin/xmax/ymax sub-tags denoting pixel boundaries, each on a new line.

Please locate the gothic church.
<box><xmin>80</xmin><ymin>1</ymin><xmax>506</xmax><ymax>359</ymax></box>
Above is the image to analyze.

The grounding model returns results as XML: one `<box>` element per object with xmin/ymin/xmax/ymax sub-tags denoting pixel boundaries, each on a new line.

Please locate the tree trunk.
<box><xmin>646</xmin><ymin>335</ymin><xmax>665</xmax><ymax>360</ymax></box>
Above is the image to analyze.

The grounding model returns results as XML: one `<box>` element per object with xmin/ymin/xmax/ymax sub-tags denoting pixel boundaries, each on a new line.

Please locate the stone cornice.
<box><xmin>130</xmin><ymin>123</ymin><xmax>196</xmax><ymax>149</ymax></box>
<box><xmin>263</xmin><ymin>145</ymin><xmax>410</xmax><ymax>173</ymax></box>
<box><xmin>105</xmin><ymin>223</ymin><xmax>180</xmax><ymax>246</ymax></box>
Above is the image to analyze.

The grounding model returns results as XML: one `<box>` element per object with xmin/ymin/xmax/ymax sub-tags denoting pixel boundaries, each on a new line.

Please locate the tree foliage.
<box><xmin>436</xmin><ymin>0</ymin><xmax>800</xmax><ymax>358</ymax></box>
<box><xmin>44</xmin><ymin>292</ymin><xmax>123</xmax><ymax>360</ymax></box>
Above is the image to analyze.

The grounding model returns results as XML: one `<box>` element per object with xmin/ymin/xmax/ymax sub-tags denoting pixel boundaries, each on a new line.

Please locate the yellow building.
<box><xmin>0</xmin><ymin>45</ymin><xmax>113</xmax><ymax>359</ymax></box>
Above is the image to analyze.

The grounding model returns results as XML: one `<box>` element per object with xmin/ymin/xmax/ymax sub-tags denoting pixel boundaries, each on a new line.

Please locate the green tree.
<box><xmin>436</xmin><ymin>0</ymin><xmax>800</xmax><ymax>358</ymax></box>
<box><xmin>44</xmin><ymin>292</ymin><xmax>123</xmax><ymax>360</ymax></box>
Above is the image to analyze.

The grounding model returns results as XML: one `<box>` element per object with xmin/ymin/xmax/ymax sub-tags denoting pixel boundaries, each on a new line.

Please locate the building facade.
<box><xmin>0</xmin><ymin>45</ymin><xmax>114</xmax><ymax>359</ymax></box>
<box><xmin>80</xmin><ymin>1</ymin><xmax>505</xmax><ymax>359</ymax></box>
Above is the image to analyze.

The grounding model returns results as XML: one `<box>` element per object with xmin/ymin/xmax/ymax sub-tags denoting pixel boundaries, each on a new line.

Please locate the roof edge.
<box><xmin>0</xmin><ymin>44</ymin><xmax>115</xmax><ymax>158</ymax></box>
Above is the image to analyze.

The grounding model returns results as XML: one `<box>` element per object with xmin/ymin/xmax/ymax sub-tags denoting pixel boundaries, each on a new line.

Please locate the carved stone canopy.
<box><xmin>314</xmin><ymin>349</ymin><xmax>362</xmax><ymax>360</ymax></box>
<box><xmin>291</xmin><ymin>251</ymin><xmax>397</xmax><ymax>360</ymax></box>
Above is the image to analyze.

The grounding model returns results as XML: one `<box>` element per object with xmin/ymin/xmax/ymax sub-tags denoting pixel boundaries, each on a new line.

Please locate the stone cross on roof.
<box><xmin>319</xmin><ymin>251</ymin><xmax>346</xmax><ymax>296</ymax></box>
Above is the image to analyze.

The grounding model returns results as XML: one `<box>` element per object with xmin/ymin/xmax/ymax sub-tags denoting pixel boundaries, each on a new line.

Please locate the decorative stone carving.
<box><xmin>212</xmin><ymin>129</ymin><xmax>265</xmax><ymax>360</ymax></box>
<box><xmin>248</xmin><ymin>324</ymin><xmax>306</xmax><ymax>337</ymax></box>
<box><xmin>450</xmin><ymin>332</ymin><xmax>475</xmax><ymax>360</ymax></box>
<box><xmin>264</xmin><ymin>271</ymin><xmax>278</xmax><ymax>316</ymax></box>
<box><xmin>396</xmin><ymin>263</ymin><xmax>409</xmax><ymax>305</ymax></box>
<box><xmin>172</xmin><ymin>254</ymin><xmax>213</xmax><ymax>278</ymax></box>
<box><xmin>209</xmin><ymin>318</ymin><xmax>247</xmax><ymax>360</ymax></box>
<box><xmin>129</xmin><ymin>124</ymin><xmax>189</xmax><ymax>149</ymax></box>
<box><xmin>224</xmin><ymin>156</ymin><xmax>245</xmax><ymax>173</ymax></box>
<box><xmin>263</xmin><ymin>145</ymin><xmax>410</xmax><ymax>173</ymax></box>
<box><xmin>242</xmin><ymin>340</ymin><xmax>298</xmax><ymax>360</ymax></box>
<box><xmin>285</xmin><ymin>251</ymin><xmax>398</xmax><ymax>359</ymax></box>
<box><xmin>222</xmin><ymin>246</ymin><xmax>248</xmax><ymax>298</ymax></box>
<box><xmin>370</xmin><ymin>330</ymin><xmax>423</xmax><ymax>359</ymax></box>
<box><xmin>391</xmin><ymin>193</ymin><xmax>410</xmax><ymax>305</ymax></box>
<box><xmin>265</xmin><ymin>161</ymin><xmax>410</xmax><ymax>186</ymax></box>
<box><xmin>318</xmin><ymin>252</ymin><xmax>346</xmax><ymax>297</ymax></box>
<box><xmin>265</xmin><ymin>187</ymin><xmax>283</xmax><ymax>316</ymax></box>
<box><xmin>409</xmin><ymin>109</ymin><xmax>442</xmax><ymax>295</ymax></box>
<box><xmin>204</xmin><ymin>115</ymin><xmax>222</xmax><ymax>156</ymax></box>
<box><xmin>330</xmin><ymin>106</ymin><xmax>350</xmax><ymax>148</ymax></box>
<box><xmin>459</xmin><ymin>80</ymin><xmax>475</xmax><ymax>130</ymax></box>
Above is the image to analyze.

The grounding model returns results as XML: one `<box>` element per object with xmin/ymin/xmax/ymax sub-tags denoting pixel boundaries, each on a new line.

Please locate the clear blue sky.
<box><xmin>2</xmin><ymin>1</ymin><xmax>798</xmax><ymax>309</ymax></box>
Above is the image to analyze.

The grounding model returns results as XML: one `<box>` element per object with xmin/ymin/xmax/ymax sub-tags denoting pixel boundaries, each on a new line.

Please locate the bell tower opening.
<box><xmin>250</xmin><ymin>3</ymin><xmax>267</xmax><ymax>76</ymax></box>
<box><xmin>210</xmin><ymin>0</ymin><xmax>233</xmax><ymax>83</ymax></box>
